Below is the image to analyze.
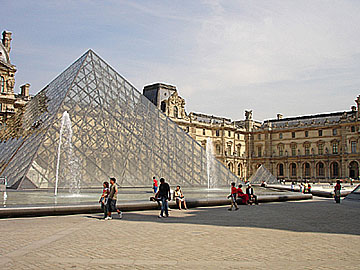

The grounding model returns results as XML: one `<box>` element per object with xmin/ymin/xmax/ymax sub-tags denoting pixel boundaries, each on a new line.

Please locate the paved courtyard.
<box><xmin>0</xmin><ymin>198</ymin><xmax>359</xmax><ymax>270</ymax></box>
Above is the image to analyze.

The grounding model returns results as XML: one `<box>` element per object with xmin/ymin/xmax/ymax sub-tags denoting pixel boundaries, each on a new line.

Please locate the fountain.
<box><xmin>55</xmin><ymin>111</ymin><xmax>81</xmax><ymax>196</ymax></box>
<box><xmin>206</xmin><ymin>137</ymin><xmax>216</xmax><ymax>189</ymax></box>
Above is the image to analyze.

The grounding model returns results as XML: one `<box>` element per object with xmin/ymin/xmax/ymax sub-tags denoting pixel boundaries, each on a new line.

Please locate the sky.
<box><xmin>1</xmin><ymin>0</ymin><xmax>360</xmax><ymax>121</ymax></box>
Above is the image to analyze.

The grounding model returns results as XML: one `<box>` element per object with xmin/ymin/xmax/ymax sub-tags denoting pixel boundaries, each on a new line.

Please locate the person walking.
<box><xmin>106</xmin><ymin>177</ymin><xmax>122</xmax><ymax>220</ymax></box>
<box><xmin>99</xmin><ymin>181</ymin><xmax>110</xmax><ymax>219</ymax></box>
<box><xmin>334</xmin><ymin>180</ymin><xmax>341</xmax><ymax>204</ymax></box>
<box><xmin>156</xmin><ymin>178</ymin><xmax>171</xmax><ymax>218</ymax></box>
<box><xmin>228</xmin><ymin>182</ymin><xmax>239</xmax><ymax>211</ymax></box>
<box><xmin>153</xmin><ymin>176</ymin><xmax>158</xmax><ymax>194</ymax></box>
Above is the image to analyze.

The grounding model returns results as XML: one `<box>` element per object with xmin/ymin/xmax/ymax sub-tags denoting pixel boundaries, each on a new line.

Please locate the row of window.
<box><xmin>255</xmin><ymin>128</ymin><xmax>357</xmax><ymax>140</ymax></box>
<box><xmin>201</xmin><ymin>128</ymin><xmax>241</xmax><ymax>139</ymax></box>
<box><xmin>277</xmin><ymin>162</ymin><xmax>339</xmax><ymax>177</ymax></box>
<box><xmin>257</xmin><ymin>141</ymin><xmax>357</xmax><ymax>157</ymax></box>
<box><xmin>276</xmin><ymin>161</ymin><xmax>359</xmax><ymax>178</ymax></box>
<box><xmin>214</xmin><ymin>144</ymin><xmax>242</xmax><ymax>156</ymax></box>
<box><xmin>276</xmin><ymin>127</ymin><xmax>356</xmax><ymax>140</ymax></box>
<box><xmin>199</xmin><ymin>127</ymin><xmax>357</xmax><ymax>139</ymax></box>
<box><xmin>227</xmin><ymin>162</ymin><xmax>244</xmax><ymax>177</ymax></box>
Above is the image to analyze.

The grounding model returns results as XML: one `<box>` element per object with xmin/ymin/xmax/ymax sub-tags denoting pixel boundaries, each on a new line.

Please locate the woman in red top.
<box><xmin>237</xmin><ymin>184</ymin><xmax>249</xmax><ymax>205</ymax></box>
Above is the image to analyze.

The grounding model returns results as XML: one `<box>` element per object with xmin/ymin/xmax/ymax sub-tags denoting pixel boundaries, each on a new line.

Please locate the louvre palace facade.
<box><xmin>143</xmin><ymin>83</ymin><xmax>360</xmax><ymax>182</ymax></box>
<box><xmin>0</xmin><ymin>30</ymin><xmax>31</xmax><ymax>125</ymax></box>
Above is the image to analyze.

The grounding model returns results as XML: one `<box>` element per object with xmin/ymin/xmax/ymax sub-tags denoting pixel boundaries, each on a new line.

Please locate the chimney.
<box><xmin>20</xmin><ymin>83</ymin><xmax>30</xmax><ymax>97</ymax></box>
<box><xmin>2</xmin><ymin>31</ymin><xmax>12</xmax><ymax>53</ymax></box>
<box><xmin>277</xmin><ymin>113</ymin><xmax>283</xmax><ymax>120</ymax></box>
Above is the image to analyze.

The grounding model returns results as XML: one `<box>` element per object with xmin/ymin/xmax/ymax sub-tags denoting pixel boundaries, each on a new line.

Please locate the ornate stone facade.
<box><xmin>144</xmin><ymin>83</ymin><xmax>360</xmax><ymax>182</ymax></box>
<box><xmin>0</xmin><ymin>30</ymin><xmax>31</xmax><ymax>125</ymax></box>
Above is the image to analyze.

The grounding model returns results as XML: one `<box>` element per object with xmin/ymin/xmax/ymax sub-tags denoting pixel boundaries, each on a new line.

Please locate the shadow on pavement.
<box><xmin>87</xmin><ymin>198</ymin><xmax>360</xmax><ymax>236</ymax></box>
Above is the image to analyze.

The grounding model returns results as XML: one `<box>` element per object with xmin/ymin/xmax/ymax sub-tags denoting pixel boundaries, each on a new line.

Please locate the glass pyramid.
<box><xmin>0</xmin><ymin>50</ymin><xmax>239</xmax><ymax>189</ymax></box>
<box><xmin>248</xmin><ymin>165</ymin><xmax>278</xmax><ymax>184</ymax></box>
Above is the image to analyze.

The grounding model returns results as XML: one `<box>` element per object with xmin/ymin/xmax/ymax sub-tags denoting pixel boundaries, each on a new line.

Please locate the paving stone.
<box><xmin>1</xmin><ymin>198</ymin><xmax>359</xmax><ymax>269</ymax></box>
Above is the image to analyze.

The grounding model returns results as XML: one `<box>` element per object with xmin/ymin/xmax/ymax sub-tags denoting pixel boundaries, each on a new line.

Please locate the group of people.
<box><xmin>99</xmin><ymin>177</ymin><xmax>123</xmax><ymax>220</ymax></box>
<box><xmin>152</xmin><ymin>177</ymin><xmax>188</xmax><ymax>218</ymax></box>
<box><xmin>290</xmin><ymin>181</ymin><xmax>312</xmax><ymax>193</ymax></box>
<box><xmin>228</xmin><ymin>182</ymin><xmax>258</xmax><ymax>211</ymax></box>
<box><xmin>99</xmin><ymin>177</ymin><xmax>262</xmax><ymax>218</ymax></box>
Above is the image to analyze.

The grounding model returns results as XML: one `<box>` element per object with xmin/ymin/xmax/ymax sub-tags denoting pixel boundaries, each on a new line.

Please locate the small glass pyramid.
<box><xmin>248</xmin><ymin>165</ymin><xmax>278</xmax><ymax>184</ymax></box>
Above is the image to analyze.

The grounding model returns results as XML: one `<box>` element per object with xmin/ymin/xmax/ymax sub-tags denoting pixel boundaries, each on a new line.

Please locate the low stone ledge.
<box><xmin>266</xmin><ymin>184</ymin><xmax>352</xmax><ymax>198</ymax></box>
<box><xmin>0</xmin><ymin>194</ymin><xmax>312</xmax><ymax>219</ymax></box>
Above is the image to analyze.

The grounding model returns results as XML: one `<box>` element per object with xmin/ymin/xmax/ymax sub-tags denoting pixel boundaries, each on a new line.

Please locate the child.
<box><xmin>228</xmin><ymin>182</ymin><xmax>239</xmax><ymax>211</ymax></box>
<box><xmin>99</xmin><ymin>181</ymin><xmax>109</xmax><ymax>219</ymax></box>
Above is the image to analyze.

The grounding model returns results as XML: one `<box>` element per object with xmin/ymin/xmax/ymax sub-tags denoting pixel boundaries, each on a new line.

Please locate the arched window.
<box><xmin>237</xmin><ymin>163</ymin><xmax>242</xmax><ymax>177</ymax></box>
<box><xmin>174</xmin><ymin>106</ymin><xmax>179</xmax><ymax>118</ymax></box>
<box><xmin>0</xmin><ymin>76</ymin><xmax>5</xmax><ymax>93</ymax></box>
<box><xmin>228</xmin><ymin>162</ymin><xmax>233</xmax><ymax>172</ymax></box>
<box><xmin>278</xmin><ymin>163</ymin><xmax>284</xmax><ymax>176</ymax></box>
<box><xmin>216</xmin><ymin>144</ymin><xmax>221</xmax><ymax>155</ymax></box>
<box><xmin>317</xmin><ymin>162</ymin><xmax>325</xmax><ymax>177</ymax></box>
<box><xmin>303</xmin><ymin>162</ymin><xmax>311</xmax><ymax>177</ymax></box>
<box><xmin>237</xmin><ymin>144</ymin><xmax>241</xmax><ymax>157</ymax></box>
<box><xmin>331</xmin><ymin>162</ymin><xmax>339</xmax><ymax>178</ymax></box>
<box><xmin>160</xmin><ymin>101</ymin><xmax>166</xmax><ymax>113</ymax></box>
<box><xmin>349</xmin><ymin>161</ymin><xmax>359</xmax><ymax>179</ymax></box>
<box><xmin>290</xmin><ymin>163</ymin><xmax>297</xmax><ymax>177</ymax></box>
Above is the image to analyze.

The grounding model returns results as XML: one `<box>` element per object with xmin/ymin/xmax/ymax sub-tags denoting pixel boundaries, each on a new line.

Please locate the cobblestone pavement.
<box><xmin>1</xmin><ymin>198</ymin><xmax>359</xmax><ymax>270</ymax></box>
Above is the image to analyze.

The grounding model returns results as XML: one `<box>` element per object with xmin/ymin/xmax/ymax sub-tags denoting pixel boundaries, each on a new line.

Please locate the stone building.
<box><xmin>143</xmin><ymin>83</ymin><xmax>360</xmax><ymax>182</ymax></box>
<box><xmin>0</xmin><ymin>30</ymin><xmax>31</xmax><ymax>125</ymax></box>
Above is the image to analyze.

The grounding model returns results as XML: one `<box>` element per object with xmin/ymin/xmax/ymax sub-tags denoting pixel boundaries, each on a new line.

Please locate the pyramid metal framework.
<box><xmin>248</xmin><ymin>165</ymin><xmax>278</xmax><ymax>184</ymax></box>
<box><xmin>0</xmin><ymin>50</ymin><xmax>239</xmax><ymax>189</ymax></box>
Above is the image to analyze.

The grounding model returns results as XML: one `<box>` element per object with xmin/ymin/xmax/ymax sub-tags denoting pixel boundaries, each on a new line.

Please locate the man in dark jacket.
<box><xmin>156</xmin><ymin>178</ymin><xmax>171</xmax><ymax>218</ymax></box>
<box><xmin>246</xmin><ymin>184</ymin><xmax>258</xmax><ymax>205</ymax></box>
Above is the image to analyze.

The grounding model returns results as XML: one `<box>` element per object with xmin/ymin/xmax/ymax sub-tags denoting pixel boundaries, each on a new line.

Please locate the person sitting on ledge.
<box><xmin>173</xmin><ymin>185</ymin><xmax>187</xmax><ymax>210</ymax></box>
<box><xmin>237</xmin><ymin>184</ymin><xmax>249</xmax><ymax>205</ymax></box>
<box><xmin>246</xmin><ymin>184</ymin><xmax>258</xmax><ymax>205</ymax></box>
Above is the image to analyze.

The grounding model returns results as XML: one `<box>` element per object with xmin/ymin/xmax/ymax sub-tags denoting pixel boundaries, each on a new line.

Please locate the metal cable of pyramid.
<box><xmin>0</xmin><ymin>50</ymin><xmax>240</xmax><ymax>189</ymax></box>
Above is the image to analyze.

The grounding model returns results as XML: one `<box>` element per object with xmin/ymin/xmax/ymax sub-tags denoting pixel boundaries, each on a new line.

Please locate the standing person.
<box><xmin>173</xmin><ymin>185</ymin><xmax>188</xmax><ymax>210</ymax></box>
<box><xmin>153</xmin><ymin>176</ymin><xmax>158</xmax><ymax>194</ymax></box>
<box><xmin>246</xmin><ymin>184</ymin><xmax>258</xmax><ymax>205</ymax></box>
<box><xmin>303</xmin><ymin>182</ymin><xmax>308</xmax><ymax>194</ymax></box>
<box><xmin>106</xmin><ymin>177</ymin><xmax>122</xmax><ymax>220</ymax></box>
<box><xmin>228</xmin><ymin>182</ymin><xmax>239</xmax><ymax>211</ymax></box>
<box><xmin>99</xmin><ymin>181</ymin><xmax>110</xmax><ymax>219</ymax></box>
<box><xmin>334</xmin><ymin>180</ymin><xmax>341</xmax><ymax>204</ymax></box>
<box><xmin>290</xmin><ymin>182</ymin><xmax>295</xmax><ymax>192</ymax></box>
<box><xmin>156</xmin><ymin>178</ymin><xmax>171</xmax><ymax>218</ymax></box>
